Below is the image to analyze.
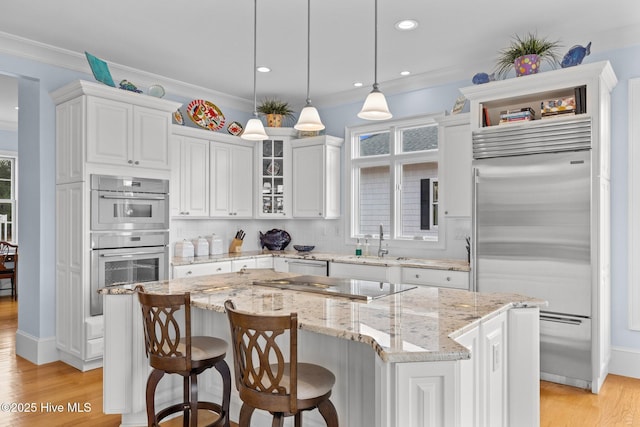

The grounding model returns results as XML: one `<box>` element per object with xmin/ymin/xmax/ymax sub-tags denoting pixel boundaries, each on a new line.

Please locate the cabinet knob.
<box><xmin>445</xmin><ymin>211</ymin><xmax>449</xmax><ymax>215</ymax></box>
<box><xmin>415</xmin><ymin>274</ymin><xmax>420</xmax><ymax>279</ymax></box>
<box><xmin>216</xmin><ymin>267</ymin><xmax>222</xmax><ymax>271</ymax></box>
<box><xmin>128</xmin><ymin>160</ymin><xmax>133</xmax><ymax>164</ymax></box>
<box><xmin>186</xmin><ymin>271</ymin><xmax>192</xmax><ymax>275</ymax></box>
<box><xmin>446</xmin><ymin>276</ymin><xmax>451</xmax><ymax>281</ymax></box>
<box><xmin>134</xmin><ymin>161</ymin><xmax>139</xmax><ymax>165</ymax></box>
<box><xmin>318</xmin><ymin>212</ymin><xmax>322</xmax><ymax>216</ymax></box>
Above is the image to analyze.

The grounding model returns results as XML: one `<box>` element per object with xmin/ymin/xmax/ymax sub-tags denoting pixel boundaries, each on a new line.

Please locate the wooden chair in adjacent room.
<box><xmin>224</xmin><ymin>299</ymin><xmax>339</xmax><ymax>427</ymax></box>
<box><xmin>0</xmin><ymin>241</ymin><xmax>18</xmax><ymax>300</ymax></box>
<box><xmin>136</xmin><ymin>286</ymin><xmax>231</xmax><ymax>427</ymax></box>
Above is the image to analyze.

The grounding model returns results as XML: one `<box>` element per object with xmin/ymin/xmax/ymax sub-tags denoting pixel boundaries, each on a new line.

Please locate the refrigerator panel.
<box><xmin>540</xmin><ymin>314</ymin><xmax>592</xmax><ymax>386</ymax></box>
<box><xmin>474</xmin><ymin>150</ymin><xmax>591</xmax><ymax>317</ymax></box>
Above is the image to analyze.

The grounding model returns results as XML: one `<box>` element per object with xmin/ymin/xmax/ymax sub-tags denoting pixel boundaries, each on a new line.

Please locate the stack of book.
<box><xmin>499</xmin><ymin>107</ymin><xmax>535</xmax><ymax>124</ymax></box>
<box><xmin>541</xmin><ymin>96</ymin><xmax>577</xmax><ymax>119</ymax></box>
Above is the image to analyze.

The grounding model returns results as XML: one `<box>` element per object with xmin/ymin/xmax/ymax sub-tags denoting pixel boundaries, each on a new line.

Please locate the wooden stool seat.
<box><xmin>137</xmin><ymin>286</ymin><xmax>231</xmax><ymax>427</ymax></box>
<box><xmin>225</xmin><ymin>299</ymin><xmax>339</xmax><ymax>427</ymax></box>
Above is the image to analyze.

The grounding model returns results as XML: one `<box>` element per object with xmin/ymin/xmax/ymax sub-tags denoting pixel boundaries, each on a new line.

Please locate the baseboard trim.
<box><xmin>15</xmin><ymin>329</ymin><xmax>59</xmax><ymax>365</ymax></box>
<box><xmin>609</xmin><ymin>346</ymin><xmax>640</xmax><ymax>379</ymax></box>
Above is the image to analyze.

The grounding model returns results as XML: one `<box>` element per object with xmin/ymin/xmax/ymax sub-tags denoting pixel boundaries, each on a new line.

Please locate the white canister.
<box><xmin>192</xmin><ymin>236</ymin><xmax>209</xmax><ymax>257</ymax></box>
<box><xmin>207</xmin><ymin>234</ymin><xmax>224</xmax><ymax>255</ymax></box>
<box><xmin>175</xmin><ymin>239</ymin><xmax>194</xmax><ymax>258</ymax></box>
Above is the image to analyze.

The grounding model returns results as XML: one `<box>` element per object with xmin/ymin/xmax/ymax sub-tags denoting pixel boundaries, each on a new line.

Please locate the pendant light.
<box><xmin>357</xmin><ymin>0</ymin><xmax>392</xmax><ymax>120</ymax></box>
<box><xmin>294</xmin><ymin>0</ymin><xmax>325</xmax><ymax>131</ymax></box>
<box><xmin>242</xmin><ymin>0</ymin><xmax>268</xmax><ymax>141</ymax></box>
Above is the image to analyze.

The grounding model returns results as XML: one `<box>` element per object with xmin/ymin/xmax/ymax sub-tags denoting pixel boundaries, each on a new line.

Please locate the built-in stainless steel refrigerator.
<box><xmin>472</xmin><ymin>117</ymin><xmax>594</xmax><ymax>389</ymax></box>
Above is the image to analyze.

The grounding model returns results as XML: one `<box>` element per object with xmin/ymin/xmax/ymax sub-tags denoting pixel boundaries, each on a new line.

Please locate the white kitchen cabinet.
<box><xmin>401</xmin><ymin>267</ymin><xmax>469</xmax><ymax>290</ymax></box>
<box><xmin>456</xmin><ymin>325</ymin><xmax>480</xmax><ymax>427</ymax></box>
<box><xmin>273</xmin><ymin>257</ymin><xmax>289</xmax><ymax>272</ymax></box>
<box><xmin>172</xmin><ymin>261</ymin><xmax>232</xmax><ymax>278</ymax></box>
<box><xmin>480</xmin><ymin>312</ymin><xmax>507</xmax><ymax>427</ymax></box>
<box><xmin>291</xmin><ymin>136</ymin><xmax>343</xmax><ymax>219</ymax></box>
<box><xmin>86</xmin><ymin>97</ymin><xmax>172</xmax><ymax>170</ymax></box>
<box><xmin>170</xmin><ymin>134</ymin><xmax>209</xmax><ymax>217</ymax></box>
<box><xmin>437</xmin><ymin>114</ymin><xmax>472</xmax><ymax>217</ymax></box>
<box><xmin>257</xmin><ymin>129</ymin><xmax>295</xmax><ymax>218</ymax></box>
<box><xmin>231</xmin><ymin>258</ymin><xmax>256</xmax><ymax>272</ymax></box>
<box><xmin>210</xmin><ymin>139</ymin><xmax>254</xmax><ymax>218</ymax></box>
<box><xmin>255</xmin><ymin>256</ymin><xmax>274</xmax><ymax>269</ymax></box>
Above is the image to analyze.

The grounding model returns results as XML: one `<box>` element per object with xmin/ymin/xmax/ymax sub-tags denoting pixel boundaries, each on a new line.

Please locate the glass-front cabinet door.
<box><xmin>257</xmin><ymin>129</ymin><xmax>294</xmax><ymax>218</ymax></box>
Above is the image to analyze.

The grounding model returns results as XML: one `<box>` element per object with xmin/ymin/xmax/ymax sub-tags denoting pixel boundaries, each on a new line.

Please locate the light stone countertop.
<box><xmin>100</xmin><ymin>269</ymin><xmax>543</xmax><ymax>363</ymax></box>
<box><xmin>172</xmin><ymin>250</ymin><xmax>470</xmax><ymax>272</ymax></box>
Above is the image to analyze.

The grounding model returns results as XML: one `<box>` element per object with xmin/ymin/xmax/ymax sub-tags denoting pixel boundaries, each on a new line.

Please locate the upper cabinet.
<box><xmin>257</xmin><ymin>128</ymin><xmax>295</xmax><ymax>218</ymax></box>
<box><xmin>170</xmin><ymin>132</ymin><xmax>210</xmax><ymax>217</ymax></box>
<box><xmin>52</xmin><ymin>80</ymin><xmax>181</xmax><ymax>183</ymax></box>
<box><xmin>437</xmin><ymin>114</ymin><xmax>471</xmax><ymax>218</ymax></box>
<box><xmin>291</xmin><ymin>135</ymin><xmax>343</xmax><ymax>219</ymax></box>
<box><xmin>210</xmin><ymin>138</ymin><xmax>254</xmax><ymax>218</ymax></box>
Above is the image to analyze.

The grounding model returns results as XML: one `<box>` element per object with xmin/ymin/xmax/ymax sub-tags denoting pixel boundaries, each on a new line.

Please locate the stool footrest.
<box><xmin>156</xmin><ymin>401</ymin><xmax>227</xmax><ymax>427</ymax></box>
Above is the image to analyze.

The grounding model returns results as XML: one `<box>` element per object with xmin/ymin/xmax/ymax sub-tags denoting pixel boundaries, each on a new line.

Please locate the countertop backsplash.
<box><xmin>170</xmin><ymin>217</ymin><xmax>470</xmax><ymax>261</ymax></box>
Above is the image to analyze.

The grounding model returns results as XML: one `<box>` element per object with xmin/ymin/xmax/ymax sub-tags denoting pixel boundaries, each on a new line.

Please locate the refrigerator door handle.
<box><xmin>540</xmin><ymin>314</ymin><xmax>583</xmax><ymax>326</ymax></box>
<box><xmin>471</xmin><ymin>167</ymin><xmax>479</xmax><ymax>292</ymax></box>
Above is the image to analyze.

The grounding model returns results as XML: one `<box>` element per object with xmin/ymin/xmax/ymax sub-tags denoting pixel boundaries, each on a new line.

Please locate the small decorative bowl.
<box><xmin>293</xmin><ymin>245</ymin><xmax>315</xmax><ymax>252</ymax></box>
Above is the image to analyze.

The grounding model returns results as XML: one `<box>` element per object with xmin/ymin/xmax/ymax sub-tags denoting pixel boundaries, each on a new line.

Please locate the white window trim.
<box><xmin>628</xmin><ymin>78</ymin><xmax>640</xmax><ymax>330</ymax></box>
<box><xmin>344</xmin><ymin>113</ymin><xmax>446</xmax><ymax>250</ymax></box>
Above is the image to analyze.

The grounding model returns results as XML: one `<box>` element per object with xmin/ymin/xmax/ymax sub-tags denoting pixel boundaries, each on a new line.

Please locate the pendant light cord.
<box><xmin>373</xmin><ymin>0</ymin><xmax>379</xmax><ymax>89</ymax></box>
<box><xmin>306</xmin><ymin>0</ymin><xmax>311</xmax><ymax>105</ymax></box>
<box><xmin>253</xmin><ymin>0</ymin><xmax>259</xmax><ymax>117</ymax></box>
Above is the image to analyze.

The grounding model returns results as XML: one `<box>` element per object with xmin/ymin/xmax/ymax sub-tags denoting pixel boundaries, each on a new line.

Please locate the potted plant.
<box><xmin>257</xmin><ymin>98</ymin><xmax>295</xmax><ymax>127</ymax></box>
<box><xmin>495</xmin><ymin>33</ymin><xmax>561</xmax><ymax>78</ymax></box>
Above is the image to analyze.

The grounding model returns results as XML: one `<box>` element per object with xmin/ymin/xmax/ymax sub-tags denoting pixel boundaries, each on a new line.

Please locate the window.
<box><xmin>0</xmin><ymin>156</ymin><xmax>16</xmax><ymax>242</ymax></box>
<box><xmin>347</xmin><ymin>114</ymin><xmax>443</xmax><ymax>245</ymax></box>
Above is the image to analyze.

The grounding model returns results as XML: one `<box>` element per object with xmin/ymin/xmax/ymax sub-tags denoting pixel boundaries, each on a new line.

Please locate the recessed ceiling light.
<box><xmin>400</xmin><ymin>71</ymin><xmax>411</xmax><ymax>76</ymax></box>
<box><xmin>257</xmin><ymin>66</ymin><xmax>271</xmax><ymax>73</ymax></box>
<box><xmin>395</xmin><ymin>19</ymin><xmax>418</xmax><ymax>31</ymax></box>
<box><xmin>353</xmin><ymin>82</ymin><xmax>363</xmax><ymax>87</ymax></box>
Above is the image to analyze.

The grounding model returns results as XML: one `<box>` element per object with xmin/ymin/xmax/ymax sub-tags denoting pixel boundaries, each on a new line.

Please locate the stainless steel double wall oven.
<box><xmin>90</xmin><ymin>175</ymin><xmax>169</xmax><ymax>316</ymax></box>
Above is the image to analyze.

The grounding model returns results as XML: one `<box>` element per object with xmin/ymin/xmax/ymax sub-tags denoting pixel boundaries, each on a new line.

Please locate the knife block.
<box><xmin>229</xmin><ymin>238</ymin><xmax>243</xmax><ymax>253</ymax></box>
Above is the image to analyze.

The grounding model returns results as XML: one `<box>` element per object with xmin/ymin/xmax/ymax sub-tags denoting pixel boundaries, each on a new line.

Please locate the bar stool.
<box><xmin>224</xmin><ymin>299</ymin><xmax>339</xmax><ymax>427</ymax></box>
<box><xmin>136</xmin><ymin>285</ymin><xmax>231</xmax><ymax>427</ymax></box>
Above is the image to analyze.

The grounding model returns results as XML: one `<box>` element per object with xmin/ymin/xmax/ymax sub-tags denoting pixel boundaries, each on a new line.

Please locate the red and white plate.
<box><xmin>186</xmin><ymin>99</ymin><xmax>225</xmax><ymax>131</ymax></box>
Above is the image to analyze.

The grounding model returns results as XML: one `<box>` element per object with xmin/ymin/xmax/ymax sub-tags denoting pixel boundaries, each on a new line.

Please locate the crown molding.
<box><xmin>0</xmin><ymin>31</ymin><xmax>254</xmax><ymax>111</ymax></box>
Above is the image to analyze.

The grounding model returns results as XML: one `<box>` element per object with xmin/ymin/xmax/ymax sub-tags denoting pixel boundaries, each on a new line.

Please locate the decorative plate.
<box><xmin>173</xmin><ymin>109</ymin><xmax>184</xmax><ymax>125</ymax></box>
<box><xmin>85</xmin><ymin>51</ymin><xmax>115</xmax><ymax>87</ymax></box>
<box><xmin>265</xmin><ymin>161</ymin><xmax>280</xmax><ymax>176</ymax></box>
<box><xmin>227</xmin><ymin>121</ymin><xmax>243</xmax><ymax>136</ymax></box>
<box><xmin>148</xmin><ymin>84</ymin><xmax>165</xmax><ymax>98</ymax></box>
<box><xmin>186</xmin><ymin>99</ymin><xmax>225</xmax><ymax>131</ymax></box>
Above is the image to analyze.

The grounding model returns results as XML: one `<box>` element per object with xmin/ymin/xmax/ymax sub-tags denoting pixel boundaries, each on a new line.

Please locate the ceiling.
<box><xmin>0</xmin><ymin>0</ymin><xmax>639</xmax><ymax>127</ymax></box>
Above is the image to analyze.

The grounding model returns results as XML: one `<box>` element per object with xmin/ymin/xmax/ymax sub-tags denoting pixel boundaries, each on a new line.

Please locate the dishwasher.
<box><xmin>286</xmin><ymin>259</ymin><xmax>328</xmax><ymax>276</ymax></box>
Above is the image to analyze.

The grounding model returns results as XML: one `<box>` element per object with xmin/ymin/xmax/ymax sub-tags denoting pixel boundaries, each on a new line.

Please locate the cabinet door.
<box><xmin>401</xmin><ymin>267</ymin><xmax>469</xmax><ymax>290</ymax></box>
<box><xmin>56</xmin><ymin>98</ymin><xmax>85</xmax><ymax>183</ymax></box>
<box><xmin>169</xmin><ymin>136</ymin><xmax>182</xmax><ymax>217</ymax></box>
<box><xmin>230</xmin><ymin>144</ymin><xmax>254</xmax><ymax>218</ymax></box>
<box><xmin>210</xmin><ymin>143</ymin><xmax>232</xmax><ymax>217</ymax></box>
<box><xmin>293</xmin><ymin>144</ymin><xmax>324</xmax><ymax>218</ymax></box>
<box><xmin>480</xmin><ymin>312</ymin><xmax>507</xmax><ymax>427</ymax></box>
<box><xmin>442</xmin><ymin>122</ymin><xmax>471</xmax><ymax>217</ymax></box>
<box><xmin>456</xmin><ymin>326</ymin><xmax>480</xmax><ymax>427</ymax></box>
<box><xmin>132</xmin><ymin>106</ymin><xmax>171</xmax><ymax>170</ymax></box>
<box><xmin>329</xmin><ymin>262</ymin><xmax>388</xmax><ymax>281</ymax></box>
<box><xmin>86</xmin><ymin>97</ymin><xmax>131</xmax><ymax>166</ymax></box>
<box><xmin>258</xmin><ymin>138</ymin><xmax>290</xmax><ymax>218</ymax></box>
<box><xmin>181</xmin><ymin>137</ymin><xmax>209</xmax><ymax>216</ymax></box>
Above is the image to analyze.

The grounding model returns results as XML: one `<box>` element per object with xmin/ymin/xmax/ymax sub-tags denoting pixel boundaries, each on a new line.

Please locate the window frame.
<box><xmin>345</xmin><ymin>113</ymin><xmax>446</xmax><ymax>250</ymax></box>
<box><xmin>0</xmin><ymin>152</ymin><xmax>17</xmax><ymax>244</ymax></box>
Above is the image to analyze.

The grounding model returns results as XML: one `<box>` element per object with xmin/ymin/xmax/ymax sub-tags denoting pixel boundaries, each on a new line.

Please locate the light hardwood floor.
<box><xmin>1</xmin><ymin>296</ymin><xmax>640</xmax><ymax>426</ymax></box>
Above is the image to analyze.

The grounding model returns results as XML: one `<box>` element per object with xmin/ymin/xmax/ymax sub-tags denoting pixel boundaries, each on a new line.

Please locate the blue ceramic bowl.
<box><xmin>293</xmin><ymin>245</ymin><xmax>315</xmax><ymax>252</ymax></box>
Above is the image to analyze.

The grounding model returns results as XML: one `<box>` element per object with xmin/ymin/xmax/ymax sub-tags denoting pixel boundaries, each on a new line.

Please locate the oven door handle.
<box><xmin>100</xmin><ymin>250</ymin><xmax>166</xmax><ymax>258</ymax></box>
<box><xmin>100</xmin><ymin>194</ymin><xmax>167</xmax><ymax>201</ymax></box>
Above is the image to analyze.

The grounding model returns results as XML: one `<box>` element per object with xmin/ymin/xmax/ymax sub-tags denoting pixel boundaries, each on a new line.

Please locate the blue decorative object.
<box><xmin>472</xmin><ymin>72</ymin><xmax>495</xmax><ymax>85</ymax></box>
<box><xmin>85</xmin><ymin>51</ymin><xmax>115</xmax><ymax>87</ymax></box>
<box><xmin>259</xmin><ymin>229</ymin><xmax>291</xmax><ymax>251</ymax></box>
<box><xmin>293</xmin><ymin>245</ymin><xmax>315</xmax><ymax>252</ymax></box>
<box><xmin>118</xmin><ymin>79</ymin><xmax>142</xmax><ymax>93</ymax></box>
<box><xmin>561</xmin><ymin>42</ymin><xmax>591</xmax><ymax>68</ymax></box>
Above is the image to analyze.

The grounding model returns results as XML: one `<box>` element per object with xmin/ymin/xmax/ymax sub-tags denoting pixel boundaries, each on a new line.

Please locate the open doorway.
<box><xmin>0</xmin><ymin>74</ymin><xmax>19</xmax><ymax>302</ymax></box>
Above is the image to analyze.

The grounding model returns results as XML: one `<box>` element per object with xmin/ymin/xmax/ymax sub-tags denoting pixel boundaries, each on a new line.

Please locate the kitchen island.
<box><xmin>100</xmin><ymin>269</ymin><xmax>542</xmax><ymax>427</ymax></box>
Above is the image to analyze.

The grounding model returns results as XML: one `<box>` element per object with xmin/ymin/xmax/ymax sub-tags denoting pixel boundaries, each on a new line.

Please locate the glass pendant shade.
<box><xmin>294</xmin><ymin>104</ymin><xmax>325</xmax><ymax>131</ymax></box>
<box><xmin>242</xmin><ymin>117</ymin><xmax>268</xmax><ymax>141</ymax></box>
<box><xmin>358</xmin><ymin>87</ymin><xmax>392</xmax><ymax>120</ymax></box>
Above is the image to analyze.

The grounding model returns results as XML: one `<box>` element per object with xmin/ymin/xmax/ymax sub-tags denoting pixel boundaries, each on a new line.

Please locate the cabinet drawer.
<box><xmin>231</xmin><ymin>258</ymin><xmax>256</xmax><ymax>272</ymax></box>
<box><xmin>329</xmin><ymin>262</ymin><xmax>388</xmax><ymax>282</ymax></box>
<box><xmin>85</xmin><ymin>316</ymin><xmax>104</xmax><ymax>340</ymax></box>
<box><xmin>86</xmin><ymin>337</ymin><xmax>104</xmax><ymax>360</ymax></box>
<box><xmin>173</xmin><ymin>261</ymin><xmax>232</xmax><ymax>278</ymax></box>
<box><xmin>255</xmin><ymin>256</ymin><xmax>273</xmax><ymax>269</ymax></box>
<box><xmin>402</xmin><ymin>267</ymin><xmax>469</xmax><ymax>289</ymax></box>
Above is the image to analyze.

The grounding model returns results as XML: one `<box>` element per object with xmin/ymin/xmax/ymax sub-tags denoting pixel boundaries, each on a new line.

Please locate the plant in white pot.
<box><xmin>257</xmin><ymin>98</ymin><xmax>295</xmax><ymax>127</ymax></box>
<box><xmin>495</xmin><ymin>33</ymin><xmax>561</xmax><ymax>79</ymax></box>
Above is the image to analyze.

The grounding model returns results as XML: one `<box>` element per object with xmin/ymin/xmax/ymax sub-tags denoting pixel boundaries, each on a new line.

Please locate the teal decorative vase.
<box><xmin>514</xmin><ymin>54</ymin><xmax>540</xmax><ymax>76</ymax></box>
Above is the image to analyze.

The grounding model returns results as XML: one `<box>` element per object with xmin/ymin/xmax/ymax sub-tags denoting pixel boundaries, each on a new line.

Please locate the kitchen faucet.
<box><xmin>378</xmin><ymin>224</ymin><xmax>389</xmax><ymax>258</ymax></box>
